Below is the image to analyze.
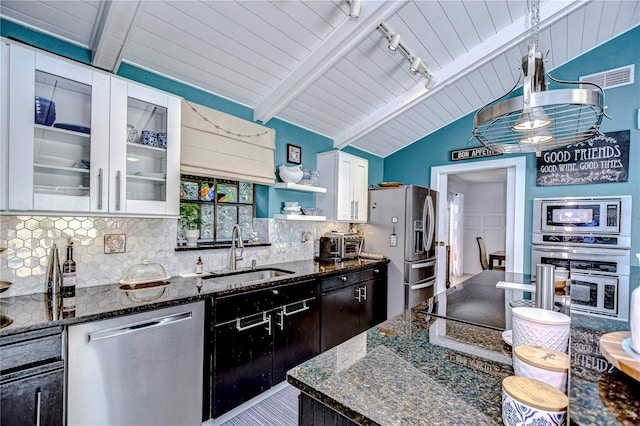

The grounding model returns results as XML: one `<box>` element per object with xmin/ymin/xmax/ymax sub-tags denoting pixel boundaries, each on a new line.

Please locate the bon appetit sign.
<box><xmin>536</xmin><ymin>130</ymin><xmax>630</xmax><ymax>186</ymax></box>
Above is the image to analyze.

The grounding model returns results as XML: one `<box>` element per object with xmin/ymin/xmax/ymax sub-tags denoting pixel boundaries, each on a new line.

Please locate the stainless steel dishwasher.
<box><xmin>67</xmin><ymin>302</ymin><xmax>204</xmax><ymax>426</ymax></box>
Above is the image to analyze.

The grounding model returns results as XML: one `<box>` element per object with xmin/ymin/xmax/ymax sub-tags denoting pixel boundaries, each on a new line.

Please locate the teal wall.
<box><xmin>1</xmin><ymin>19</ymin><xmax>377</xmax><ymax>218</ymax></box>
<box><xmin>384</xmin><ymin>25</ymin><xmax>640</xmax><ymax>272</ymax></box>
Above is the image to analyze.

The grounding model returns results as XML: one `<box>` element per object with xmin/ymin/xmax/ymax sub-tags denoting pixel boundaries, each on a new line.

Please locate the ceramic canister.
<box><xmin>502</xmin><ymin>376</ymin><xmax>568</xmax><ymax>426</ymax></box>
<box><xmin>511</xmin><ymin>307</ymin><xmax>571</xmax><ymax>354</ymax></box>
<box><xmin>513</xmin><ymin>345</ymin><xmax>569</xmax><ymax>393</ymax></box>
<box><xmin>630</xmin><ymin>285</ymin><xmax>640</xmax><ymax>354</ymax></box>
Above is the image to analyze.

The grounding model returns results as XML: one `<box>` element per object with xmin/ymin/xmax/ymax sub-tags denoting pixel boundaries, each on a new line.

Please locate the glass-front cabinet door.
<box><xmin>109</xmin><ymin>80</ymin><xmax>180</xmax><ymax>215</ymax></box>
<box><xmin>7</xmin><ymin>44</ymin><xmax>110</xmax><ymax>212</ymax></box>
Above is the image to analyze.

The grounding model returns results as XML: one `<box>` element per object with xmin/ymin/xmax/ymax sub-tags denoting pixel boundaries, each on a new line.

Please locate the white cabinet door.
<box><xmin>352</xmin><ymin>157</ymin><xmax>368</xmax><ymax>222</ymax></box>
<box><xmin>317</xmin><ymin>151</ymin><xmax>368</xmax><ymax>223</ymax></box>
<box><xmin>7</xmin><ymin>45</ymin><xmax>110</xmax><ymax>213</ymax></box>
<box><xmin>335</xmin><ymin>154</ymin><xmax>353</xmax><ymax>221</ymax></box>
<box><xmin>109</xmin><ymin>80</ymin><xmax>180</xmax><ymax>216</ymax></box>
<box><xmin>1</xmin><ymin>43</ymin><xmax>8</xmax><ymax>211</ymax></box>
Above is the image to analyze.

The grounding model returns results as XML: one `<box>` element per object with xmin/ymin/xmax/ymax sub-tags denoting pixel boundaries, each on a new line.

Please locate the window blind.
<box><xmin>180</xmin><ymin>100</ymin><xmax>276</xmax><ymax>185</ymax></box>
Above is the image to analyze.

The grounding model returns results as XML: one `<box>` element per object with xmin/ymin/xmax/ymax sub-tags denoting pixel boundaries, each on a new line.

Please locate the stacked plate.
<box><xmin>282</xmin><ymin>201</ymin><xmax>301</xmax><ymax>215</ymax></box>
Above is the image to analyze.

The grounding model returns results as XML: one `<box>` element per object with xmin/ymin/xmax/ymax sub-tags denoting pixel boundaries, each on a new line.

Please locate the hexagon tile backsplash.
<box><xmin>0</xmin><ymin>215</ymin><xmax>349</xmax><ymax>297</ymax></box>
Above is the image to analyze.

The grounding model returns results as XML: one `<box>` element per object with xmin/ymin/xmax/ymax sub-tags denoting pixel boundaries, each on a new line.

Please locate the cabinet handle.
<box><xmin>283</xmin><ymin>299</ymin><xmax>312</xmax><ymax>317</ymax></box>
<box><xmin>235</xmin><ymin>311</ymin><xmax>270</xmax><ymax>332</ymax></box>
<box><xmin>276</xmin><ymin>310</ymin><xmax>285</xmax><ymax>331</ymax></box>
<box><xmin>35</xmin><ymin>390</ymin><xmax>42</xmax><ymax>426</ymax></box>
<box><xmin>354</xmin><ymin>287</ymin><xmax>362</xmax><ymax>302</ymax></box>
<box><xmin>355</xmin><ymin>201</ymin><xmax>358</xmax><ymax>219</ymax></box>
<box><xmin>97</xmin><ymin>168</ymin><xmax>103</xmax><ymax>210</ymax></box>
<box><xmin>340</xmin><ymin>276</ymin><xmax>347</xmax><ymax>282</ymax></box>
<box><xmin>351</xmin><ymin>200</ymin><xmax>355</xmax><ymax>219</ymax></box>
<box><xmin>361</xmin><ymin>285</ymin><xmax>367</xmax><ymax>301</ymax></box>
<box><xmin>115</xmin><ymin>170</ymin><xmax>121</xmax><ymax>211</ymax></box>
<box><xmin>374</xmin><ymin>269</ymin><xmax>379</xmax><ymax>274</ymax></box>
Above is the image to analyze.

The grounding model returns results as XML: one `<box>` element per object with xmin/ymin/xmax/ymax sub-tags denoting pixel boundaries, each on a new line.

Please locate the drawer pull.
<box><xmin>235</xmin><ymin>312</ymin><xmax>270</xmax><ymax>332</ymax></box>
<box><xmin>36</xmin><ymin>390</ymin><xmax>42</xmax><ymax>426</ymax></box>
<box><xmin>340</xmin><ymin>276</ymin><xmax>347</xmax><ymax>282</ymax></box>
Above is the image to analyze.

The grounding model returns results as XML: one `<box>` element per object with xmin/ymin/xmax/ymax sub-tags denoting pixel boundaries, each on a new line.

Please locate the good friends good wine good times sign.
<box><xmin>537</xmin><ymin>130</ymin><xmax>630</xmax><ymax>186</ymax></box>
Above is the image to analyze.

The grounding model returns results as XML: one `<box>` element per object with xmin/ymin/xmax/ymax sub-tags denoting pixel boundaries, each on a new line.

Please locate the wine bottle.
<box><xmin>61</xmin><ymin>240</ymin><xmax>76</xmax><ymax>317</ymax></box>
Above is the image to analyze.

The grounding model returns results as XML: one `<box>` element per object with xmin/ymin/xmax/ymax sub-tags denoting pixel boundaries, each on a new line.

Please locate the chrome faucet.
<box><xmin>228</xmin><ymin>224</ymin><xmax>244</xmax><ymax>271</ymax></box>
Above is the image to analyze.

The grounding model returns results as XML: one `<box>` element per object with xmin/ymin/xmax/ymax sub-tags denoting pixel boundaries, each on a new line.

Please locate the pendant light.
<box><xmin>472</xmin><ymin>0</ymin><xmax>609</xmax><ymax>154</ymax></box>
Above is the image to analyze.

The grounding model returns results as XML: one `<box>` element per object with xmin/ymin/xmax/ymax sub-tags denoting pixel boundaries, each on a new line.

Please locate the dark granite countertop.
<box><xmin>287</xmin><ymin>271</ymin><xmax>639</xmax><ymax>425</ymax></box>
<box><xmin>0</xmin><ymin>257</ymin><xmax>388</xmax><ymax>336</ymax></box>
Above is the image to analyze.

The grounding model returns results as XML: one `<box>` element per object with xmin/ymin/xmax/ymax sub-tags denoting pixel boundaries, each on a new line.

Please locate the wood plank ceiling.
<box><xmin>2</xmin><ymin>0</ymin><xmax>638</xmax><ymax>158</ymax></box>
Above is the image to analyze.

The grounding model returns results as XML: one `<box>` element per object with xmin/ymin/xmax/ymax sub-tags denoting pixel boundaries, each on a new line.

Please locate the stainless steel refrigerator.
<box><xmin>364</xmin><ymin>185</ymin><xmax>437</xmax><ymax>318</ymax></box>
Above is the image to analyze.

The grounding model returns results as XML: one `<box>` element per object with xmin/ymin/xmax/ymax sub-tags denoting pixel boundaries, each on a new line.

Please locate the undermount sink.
<box><xmin>205</xmin><ymin>268</ymin><xmax>294</xmax><ymax>286</ymax></box>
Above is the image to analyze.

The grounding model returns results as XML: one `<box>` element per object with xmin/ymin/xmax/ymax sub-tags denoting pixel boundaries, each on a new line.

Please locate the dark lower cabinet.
<box><xmin>213</xmin><ymin>311</ymin><xmax>273</xmax><ymax>417</ymax></box>
<box><xmin>299</xmin><ymin>392</ymin><xmax>358</xmax><ymax>426</ymax></box>
<box><xmin>320</xmin><ymin>265</ymin><xmax>387</xmax><ymax>352</ymax></box>
<box><xmin>205</xmin><ymin>278</ymin><xmax>320</xmax><ymax>420</ymax></box>
<box><xmin>0</xmin><ymin>364</ymin><xmax>64</xmax><ymax>426</ymax></box>
<box><xmin>0</xmin><ymin>326</ymin><xmax>64</xmax><ymax>426</ymax></box>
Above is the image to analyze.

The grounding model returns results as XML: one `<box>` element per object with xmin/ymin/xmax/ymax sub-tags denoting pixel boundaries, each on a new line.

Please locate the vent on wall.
<box><xmin>580</xmin><ymin>65</ymin><xmax>634</xmax><ymax>90</ymax></box>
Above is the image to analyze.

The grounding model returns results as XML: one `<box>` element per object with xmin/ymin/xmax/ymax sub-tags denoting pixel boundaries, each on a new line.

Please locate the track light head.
<box><xmin>348</xmin><ymin>0</ymin><xmax>361</xmax><ymax>19</ymax></box>
<box><xmin>425</xmin><ymin>76</ymin><xmax>436</xmax><ymax>91</ymax></box>
<box><xmin>410</xmin><ymin>57</ymin><xmax>422</xmax><ymax>73</ymax></box>
<box><xmin>388</xmin><ymin>33</ymin><xmax>401</xmax><ymax>51</ymax></box>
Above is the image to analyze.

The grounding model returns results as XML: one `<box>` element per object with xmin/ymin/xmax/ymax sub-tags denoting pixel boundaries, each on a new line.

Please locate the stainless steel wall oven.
<box><xmin>532</xmin><ymin>196</ymin><xmax>631</xmax><ymax>320</ymax></box>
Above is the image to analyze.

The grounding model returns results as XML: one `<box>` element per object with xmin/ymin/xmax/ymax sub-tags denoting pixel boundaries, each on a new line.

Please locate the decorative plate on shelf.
<box><xmin>379</xmin><ymin>182</ymin><xmax>403</xmax><ymax>187</ymax></box>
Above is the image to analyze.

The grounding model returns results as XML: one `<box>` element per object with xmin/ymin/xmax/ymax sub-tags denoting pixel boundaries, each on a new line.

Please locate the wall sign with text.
<box><xmin>536</xmin><ymin>130</ymin><xmax>630</xmax><ymax>186</ymax></box>
<box><xmin>451</xmin><ymin>146</ymin><xmax>502</xmax><ymax>161</ymax></box>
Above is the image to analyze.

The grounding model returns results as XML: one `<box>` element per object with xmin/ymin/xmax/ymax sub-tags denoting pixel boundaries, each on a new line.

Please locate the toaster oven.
<box><xmin>322</xmin><ymin>232</ymin><xmax>363</xmax><ymax>259</ymax></box>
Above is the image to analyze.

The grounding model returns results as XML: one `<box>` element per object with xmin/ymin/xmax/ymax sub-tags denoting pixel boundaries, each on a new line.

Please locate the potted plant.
<box><xmin>179</xmin><ymin>203</ymin><xmax>202</xmax><ymax>246</ymax></box>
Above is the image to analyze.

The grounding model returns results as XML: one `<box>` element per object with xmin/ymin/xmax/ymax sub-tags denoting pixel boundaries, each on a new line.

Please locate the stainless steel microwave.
<box><xmin>533</xmin><ymin>196</ymin><xmax>631</xmax><ymax>235</ymax></box>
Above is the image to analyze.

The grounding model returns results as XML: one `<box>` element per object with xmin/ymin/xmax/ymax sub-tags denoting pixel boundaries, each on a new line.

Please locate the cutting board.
<box><xmin>599</xmin><ymin>331</ymin><xmax>640</xmax><ymax>381</ymax></box>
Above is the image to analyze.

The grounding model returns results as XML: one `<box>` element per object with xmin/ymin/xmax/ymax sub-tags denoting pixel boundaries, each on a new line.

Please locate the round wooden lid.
<box><xmin>514</xmin><ymin>345</ymin><xmax>569</xmax><ymax>372</ymax></box>
<box><xmin>502</xmin><ymin>376</ymin><xmax>569</xmax><ymax>411</ymax></box>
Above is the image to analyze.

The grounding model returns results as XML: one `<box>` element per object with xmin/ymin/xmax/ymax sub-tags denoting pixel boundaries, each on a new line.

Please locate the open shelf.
<box><xmin>274</xmin><ymin>182</ymin><xmax>326</xmax><ymax>193</ymax></box>
<box><xmin>274</xmin><ymin>214</ymin><xmax>326</xmax><ymax>221</ymax></box>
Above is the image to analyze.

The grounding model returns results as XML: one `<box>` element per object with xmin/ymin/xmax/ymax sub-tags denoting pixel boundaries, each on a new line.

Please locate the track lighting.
<box><xmin>388</xmin><ymin>33</ymin><xmax>401</xmax><ymax>51</ymax></box>
<box><xmin>378</xmin><ymin>22</ymin><xmax>435</xmax><ymax>90</ymax></box>
<box><xmin>348</xmin><ymin>0</ymin><xmax>361</xmax><ymax>19</ymax></box>
<box><xmin>410</xmin><ymin>57</ymin><xmax>422</xmax><ymax>73</ymax></box>
<box><xmin>425</xmin><ymin>75</ymin><xmax>436</xmax><ymax>91</ymax></box>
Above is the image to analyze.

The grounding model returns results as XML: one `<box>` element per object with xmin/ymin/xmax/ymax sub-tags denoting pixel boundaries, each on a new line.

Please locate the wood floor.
<box><xmin>204</xmin><ymin>383</ymin><xmax>299</xmax><ymax>426</ymax></box>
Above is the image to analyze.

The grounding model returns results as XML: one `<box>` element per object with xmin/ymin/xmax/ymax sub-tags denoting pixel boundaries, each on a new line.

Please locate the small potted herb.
<box><xmin>179</xmin><ymin>204</ymin><xmax>202</xmax><ymax>245</ymax></box>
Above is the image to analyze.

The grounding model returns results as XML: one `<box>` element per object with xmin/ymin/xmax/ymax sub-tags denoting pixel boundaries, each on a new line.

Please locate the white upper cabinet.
<box><xmin>316</xmin><ymin>150</ymin><xmax>368</xmax><ymax>223</ymax></box>
<box><xmin>5</xmin><ymin>43</ymin><xmax>180</xmax><ymax>216</ymax></box>
<box><xmin>109</xmin><ymin>80</ymin><xmax>180</xmax><ymax>216</ymax></box>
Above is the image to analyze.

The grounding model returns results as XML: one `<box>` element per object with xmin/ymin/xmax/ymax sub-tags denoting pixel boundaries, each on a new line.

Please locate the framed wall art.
<box><xmin>287</xmin><ymin>144</ymin><xmax>301</xmax><ymax>164</ymax></box>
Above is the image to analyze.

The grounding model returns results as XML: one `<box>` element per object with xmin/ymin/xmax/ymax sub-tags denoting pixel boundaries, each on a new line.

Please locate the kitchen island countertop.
<box><xmin>287</xmin><ymin>271</ymin><xmax>639</xmax><ymax>425</ymax></box>
<box><xmin>0</xmin><ymin>257</ymin><xmax>388</xmax><ymax>336</ymax></box>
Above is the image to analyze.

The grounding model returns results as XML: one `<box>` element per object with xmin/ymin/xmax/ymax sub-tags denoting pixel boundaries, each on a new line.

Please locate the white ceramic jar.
<box><xmin>502</xmin><ymin>376</ymin><xmax>568</xmax><ymax>426</ymax></box>
<box><xmin>511</xmin><ymin>307</ymin><xmax>571</xmax><ymax>353</ymax></box>
<box><xmin>630</xmin><ymin>285</ymin><xmax>640</xmax><ymax>354</ymax></box>
<box><xmin>513</xmin><ymin>345</ymin><xmax>569</xmax><ymax>393</ymax></box>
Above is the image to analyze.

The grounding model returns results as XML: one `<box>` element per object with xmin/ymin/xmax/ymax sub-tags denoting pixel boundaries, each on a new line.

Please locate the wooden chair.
<box><xmin>476</xmin><ymin>236</ymin><xmax>505</xmax><ymax>271</ymax></box>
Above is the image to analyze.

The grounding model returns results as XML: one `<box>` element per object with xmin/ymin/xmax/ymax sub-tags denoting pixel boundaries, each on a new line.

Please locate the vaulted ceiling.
<box><xmin>2</xmin><ymin>0</ymin><xmax>638</xmax><ymax>157</ymax></box>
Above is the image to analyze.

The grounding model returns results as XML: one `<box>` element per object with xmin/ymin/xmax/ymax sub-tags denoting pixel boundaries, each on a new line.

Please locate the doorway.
<box><xmin>431</xmin><ymin>157</ymin><xmax>527</xmax><ymax>295</ymax></box>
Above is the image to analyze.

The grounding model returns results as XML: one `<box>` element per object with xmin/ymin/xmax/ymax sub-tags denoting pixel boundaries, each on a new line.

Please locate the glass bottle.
<box><xmin>196</xmin><ymin>257</ymin><xmax>204</xmax><ymax>274</ymax></box>
<box><xmin>61</xmin><ymin>240</ymin><xmax>77</xmax><ymax>318</ymax></box>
